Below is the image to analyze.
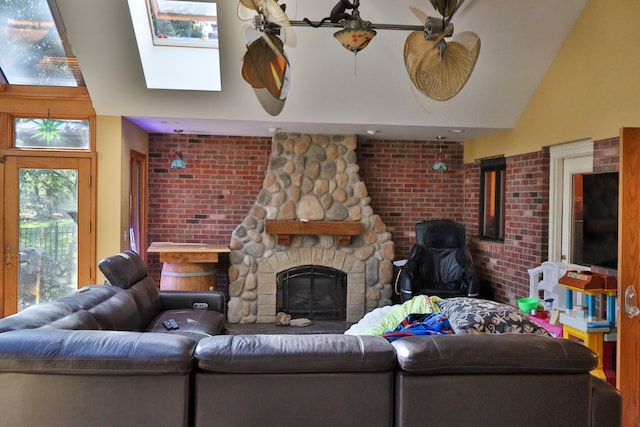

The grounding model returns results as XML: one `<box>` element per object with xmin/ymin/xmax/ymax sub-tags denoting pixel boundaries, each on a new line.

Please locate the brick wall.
<box><xmin>466</xmin><ymin>138</ymin><xmax>620</xmax><ymax>305</ymax></box>
<box><xmin>147</xmin><ymin>134</ymin><xmax>272</xmax><ymax>292</ymax></box>
<box><xmin>147</xmin><ymin>134</ymin><xmax>465</xmax><ymax>296</ymax></box>
<box><xmin>146</xmin><ymin>133</ymin><xmax>619</xmax><ymax>307</ymax></box>
<box><xmin>357</xmin><ymin>139</ymin><xmax>465</xmax><ymax>255</ymax></box>
<box><xmin>468</xmin><ymin>150</ymin><xmax>551</xmax><ymax>304</ymax></box>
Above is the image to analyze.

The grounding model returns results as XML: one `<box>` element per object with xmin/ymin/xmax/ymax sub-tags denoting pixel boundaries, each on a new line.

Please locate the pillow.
<box><xmin>437</xmin><ymin>297</ymin><xmax>550</xmax><ymax>336</ymax></box>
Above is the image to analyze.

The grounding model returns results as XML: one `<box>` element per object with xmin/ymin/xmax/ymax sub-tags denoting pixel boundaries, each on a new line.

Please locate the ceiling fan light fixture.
<box><xmin>334</xmin><ymin>27</ymin><xmax>376</xmax><ymax>53</ymax></box>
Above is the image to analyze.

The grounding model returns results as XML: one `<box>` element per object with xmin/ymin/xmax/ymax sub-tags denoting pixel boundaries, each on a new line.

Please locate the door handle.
<box><xmin>624</xmin><ymin>285</ymin><xmax>640</xmax><ymax>318</ymax></box>
<box><xmin>5</xmin><ymin>246</ymin><xmax>12</xmax><ymax>268</ymax></box>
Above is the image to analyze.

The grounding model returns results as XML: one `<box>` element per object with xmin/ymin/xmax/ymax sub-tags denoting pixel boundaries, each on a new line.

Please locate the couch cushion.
<box><xmin>146</xmin><ymin>309</ymin><xmax>226</xmax><ymax>340</ymax></box>
<box><xmin>44</xmin><ymin>310</ymin><xmax>100</xmax><ymax>330</ymax></box>
<box><xmin>0</xmin><ymin>302</ymin><xmax>72</xmax><ymax>333</ymax></box>
<box><xmin>437</xmin><ymin>297</ymin><xmax>550</xmax><ymax>335</ymax></box>
<box><xmin>88</xmin><ymin>290</ymin><xmax>142</xmax><ymax>330</ymax></box>
<box><xmin>196</xmin><ymin>334</ymin><xmax>396</xmax><ymax>373</ymax></box>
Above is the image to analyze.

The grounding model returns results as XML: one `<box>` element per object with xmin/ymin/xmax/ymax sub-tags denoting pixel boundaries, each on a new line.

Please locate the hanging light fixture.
<box><xmin>332</xmin><ymin>1</ymin><xmax>376</xmax><ymax>54</ymax></box>
<box><xmin>170</xmin><ymin>129</ymin><xmax>186</xmax><ymax>170</ymax></box>
<box><xmin>432</xmin><ymin>136</ymin><xmax>448</xmax><ymax>172</ymax></box>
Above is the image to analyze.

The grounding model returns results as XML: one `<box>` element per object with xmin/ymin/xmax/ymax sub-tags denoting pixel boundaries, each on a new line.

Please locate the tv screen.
<box><xmin>574</xmin><ymin>172</ymin><xmax>619</xmax><ymax>269</ymax></box>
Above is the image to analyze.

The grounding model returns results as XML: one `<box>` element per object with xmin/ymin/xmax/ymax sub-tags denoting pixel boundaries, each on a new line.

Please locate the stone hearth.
<box><xmin>228</xmin><ymin>134</ymin><xmax>395</xmax><ymax>323</ymax></box>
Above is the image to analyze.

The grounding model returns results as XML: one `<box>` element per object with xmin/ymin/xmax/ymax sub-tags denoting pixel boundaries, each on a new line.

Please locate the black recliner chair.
<box><xmin>398</xmin><ymin>219</ymin><xmax>480</xmax><ymax>302</ymax></box>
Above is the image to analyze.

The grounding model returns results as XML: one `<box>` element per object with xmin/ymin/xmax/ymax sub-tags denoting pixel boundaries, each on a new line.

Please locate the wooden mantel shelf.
<box><xmin>265</xmin><ymin>220</ymin><xmax>364</xmax><ymax>246</ymax></box>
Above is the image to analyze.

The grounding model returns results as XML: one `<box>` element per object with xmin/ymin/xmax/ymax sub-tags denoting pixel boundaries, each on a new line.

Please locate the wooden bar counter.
<box><xmin>147</xmin><ymin>242</ymin><xmax>230</xmax><ymax>291</ymax></box>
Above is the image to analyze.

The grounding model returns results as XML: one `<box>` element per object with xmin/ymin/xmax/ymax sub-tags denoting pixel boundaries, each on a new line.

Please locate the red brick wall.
<box><xmin>466</xmin><ymin>138</ymin><xmax>620</xmax><ymax>305</ymax></box>
<box><xmin>468</xmin><ymin>150</ymin><xmax>551</xmax><ymax>303</ymax></box>
<box><xmin>146</xmin><ymin>133</ymin><xmax>619</xmax><ymax>306</ymax></box>
<box><xmin>357</xmin><ymin>139</ymin><xmax>465</xmax><ymax>255</ymax></box>
<box><xmin>147</xmin><ymin>134</ymin><xmax>272</xmax><ymax>291</ymax></box>
<box><xmin>147</xmin><ymin>135</ymin><xmax>466</xmax><ymax>295</ymax></box>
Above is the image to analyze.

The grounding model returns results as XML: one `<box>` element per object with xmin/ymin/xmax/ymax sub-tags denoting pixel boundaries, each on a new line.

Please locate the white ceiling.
<box><xmin>55</xmin><ymin>0</ymin><xmax>588</xmax><ymax>141</ymax></box>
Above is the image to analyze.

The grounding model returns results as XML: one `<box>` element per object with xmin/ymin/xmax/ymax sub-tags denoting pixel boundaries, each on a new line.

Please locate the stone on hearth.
<box><xmin>290</xmin><ymin>318</ymin><xmax>312</xmax><ymax>327</ymax></box>
<box><xmin>275</xmin><ymin>312</ymin><xmax>291</xmax><ymax>326</ymax></box>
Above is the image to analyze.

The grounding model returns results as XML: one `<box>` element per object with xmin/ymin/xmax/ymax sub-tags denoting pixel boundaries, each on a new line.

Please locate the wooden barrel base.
<box><xmin>160</xmin><ymin>262</ymin><xmax>216</xmax><ymax>291</ymax></box>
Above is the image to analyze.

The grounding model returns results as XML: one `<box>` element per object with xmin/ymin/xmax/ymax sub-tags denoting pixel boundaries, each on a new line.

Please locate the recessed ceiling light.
<box><xmin>365</xmin><ymin>130</ymin><xmax>378</xmax><ymax>136</ymax></box>
<box><xmin>436</xmin><ymin>135</ymin><xmax>446</xmax><ymax>140</ymax></box>
<box><xmin>448</xmin><ymin>129</ymin><xmax>464</xmax><ymax>133</ymax></box>
<box><xmin>268</xmin><ymin>127</ymin><xmax>280</xmax><ymax>133</ymax></box>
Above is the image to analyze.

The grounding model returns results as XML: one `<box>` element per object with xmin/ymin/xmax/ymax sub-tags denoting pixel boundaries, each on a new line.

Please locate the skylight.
<box><xmin>147</xmin><ymin>0</ymin><xmax>218</xmax><ymax>48</ymax></box>
<box><xmin>0</xmin><ymin>0</ymin><xmax>84</xmax><ymax>86</ymax></box>
<box><xmin>128</xmin><ymin>0</ymin><xmax>221</xmax><ymax>91</ymax></box>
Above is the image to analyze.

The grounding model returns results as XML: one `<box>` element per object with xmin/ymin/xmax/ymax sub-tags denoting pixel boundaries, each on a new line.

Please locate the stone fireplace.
<box><xmin>228</xmin><ymin>134</ymin><xmax>395</xmax><ymax>323</ymax></box>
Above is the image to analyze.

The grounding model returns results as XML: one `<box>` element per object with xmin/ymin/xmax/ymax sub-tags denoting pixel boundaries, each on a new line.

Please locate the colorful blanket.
<box><xmin>382</xmin><ymin>312</ymin><xmax>453</xmax><ymax>342</ymax></box>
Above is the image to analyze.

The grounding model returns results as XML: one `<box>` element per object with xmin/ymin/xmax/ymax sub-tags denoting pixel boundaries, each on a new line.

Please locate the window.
<box><xmin>0</xmin><ymin>0</ymin><xmax>84</xmax><ymax>86</ymax></box>
<box><xmin>147</xmin><ymin>0</ymin><xmax>218</xmax><ymax>48</ymax></box>
<box><xmin>479</xmin><ymin>157</ymin><xmax>506</xmax><ymax>241</ymax></box>
<box><xmin>14</xmin><ymin>117</ymin><xmax>90</xmax><ymax>149</ymax></box>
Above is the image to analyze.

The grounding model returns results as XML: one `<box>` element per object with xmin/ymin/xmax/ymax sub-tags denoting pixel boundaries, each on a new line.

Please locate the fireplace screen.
<box><xmin>277</xmin><ymin>265</ymin><xmax>347</xmax><ymax>319</ymax></box>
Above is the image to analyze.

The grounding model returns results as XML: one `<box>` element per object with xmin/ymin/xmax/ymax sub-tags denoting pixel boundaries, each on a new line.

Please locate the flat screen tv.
<box><xmin>574</xmin><ymin>171</ymin><xmax>619</xmax><ymax>269</ymax></box>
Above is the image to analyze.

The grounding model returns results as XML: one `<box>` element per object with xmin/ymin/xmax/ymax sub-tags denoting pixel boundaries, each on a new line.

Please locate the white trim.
<box><xmin>548</xmin><ymin>140</ymin><xmax>593</xmax><ymax>262</ymax></box>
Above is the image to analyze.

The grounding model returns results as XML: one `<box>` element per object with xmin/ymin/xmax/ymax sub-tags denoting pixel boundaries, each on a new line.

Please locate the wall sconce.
<box><xmin>170</xmin><ymin>129</ymin><xmax>186</xmax><ymax>169</ymax></box>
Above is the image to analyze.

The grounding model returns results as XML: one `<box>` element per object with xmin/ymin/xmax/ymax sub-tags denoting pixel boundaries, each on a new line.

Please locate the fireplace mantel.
<box><xmin>265</xmin><ymin>220</ymin><xmax>364</xmax><ymax>246</ymax></box>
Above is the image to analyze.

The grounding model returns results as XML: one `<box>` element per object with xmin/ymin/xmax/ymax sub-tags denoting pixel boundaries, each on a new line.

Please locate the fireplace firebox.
<box><xmin>277</xmin><ymin>265</ymin><xmax>347</xmax><ymax>319</ymax></box>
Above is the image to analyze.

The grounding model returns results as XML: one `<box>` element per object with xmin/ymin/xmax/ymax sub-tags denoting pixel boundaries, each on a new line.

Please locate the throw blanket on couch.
<box><xmin>382</xmin><ymin>312</ymin><xmax>453</xmax><ymax>342</ymax></box>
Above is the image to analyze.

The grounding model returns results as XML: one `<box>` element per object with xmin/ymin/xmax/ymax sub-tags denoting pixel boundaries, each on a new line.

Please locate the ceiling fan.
<box><xmin>237</xmin><ymin>0</ymin><xmax>297</xmax><ymax>116</ymax></box>
<box><xmin>238</xmin><ymin>0</ymin><xmax>480</xmax><ymax>114</ymax></box>
<box><xmin>404</xmin><ymin>0</ymin><xmax>480</xmax><ymax>101</ymax></box>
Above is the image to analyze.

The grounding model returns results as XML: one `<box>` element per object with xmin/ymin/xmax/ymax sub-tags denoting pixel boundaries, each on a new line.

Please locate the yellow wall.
<box><xmin>464</xmin><ymin>0</ymin><xmax>640</xmax><ymax>162</ymax></box>
<box><xmin>95</xmin><ymin>116</ymin><xmax>148</xmax><ymax>282</ymax></box>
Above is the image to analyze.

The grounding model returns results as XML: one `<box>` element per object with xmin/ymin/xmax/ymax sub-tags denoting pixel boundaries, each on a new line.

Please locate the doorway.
<box><xmin>548</xmin><ymin>140</ymin><xmax>593</xmax><ymax>264</ymax></box>
<box><xmin>1</xmin><ymin>155</ymin><xmax>93</xmax><ymax>317</ymax></box>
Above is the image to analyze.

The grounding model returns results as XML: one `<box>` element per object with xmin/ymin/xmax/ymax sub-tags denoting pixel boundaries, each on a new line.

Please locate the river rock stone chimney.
<box><xmin>227</xmin><ymin>133</ymin><xmax>395</xmax><ymax>323</ymax></box>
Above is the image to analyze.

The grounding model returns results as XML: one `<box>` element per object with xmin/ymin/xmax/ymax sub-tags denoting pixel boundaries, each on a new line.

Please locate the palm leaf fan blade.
<box><xmin>262</xmin><ymin>0</ymin><xmax>297</xmax><ymax>47</ymax></box>
<box><xmin>430</xmin><ymin>0</ymin><xmax>462</xmax><ymax>18</ymax></box>
<box><xmin>242</xmin><ymin>35</ymin><xmax>289</xmax><ymax>99</ymax></box>
<box><xmin>238</xmin><ymin>0</ymin><xmax>260</xmax><ymax>21</ymax></box>
<box><xmin>415</xmin><ymin>40</ymin><xmax>479</xmax><ymax>101</ymax></box>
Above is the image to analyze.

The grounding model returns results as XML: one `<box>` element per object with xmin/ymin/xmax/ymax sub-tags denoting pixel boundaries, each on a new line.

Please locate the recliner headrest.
<box><xmin>415</xmin><ymin>219</ymin><xmax>466</xmax><ymax>249</ymax></box>
<box><xmin>98</xmin><ymin>250</ymin><xmax>148</xmax><ymax>289</ymax></box>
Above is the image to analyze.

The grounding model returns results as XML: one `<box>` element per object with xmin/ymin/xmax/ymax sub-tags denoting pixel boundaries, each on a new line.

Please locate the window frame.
<box><xmin>479</xmin><ymin>157</ymin><xmax>506</xmax><ymax>242</ymax></box>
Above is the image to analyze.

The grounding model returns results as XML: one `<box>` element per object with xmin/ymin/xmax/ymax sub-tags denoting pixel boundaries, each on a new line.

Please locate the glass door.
<box><xmin>2</xmin><ymin>156</ymin><xmax>93</xmax><ymax>316</ymax></box>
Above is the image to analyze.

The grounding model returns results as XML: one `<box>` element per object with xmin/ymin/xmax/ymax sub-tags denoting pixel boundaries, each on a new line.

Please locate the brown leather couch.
<box><xmin>0</xmin><ymin>251</ymin><xmax>622</xmax><ymax>427</ymax></box>
<box><xmin>192</xmin><ymin>333</ymin><xmax>620</xmax><ymax>427</ymax></box>
<box><xmin>0</xmin><ymin>250</ymin><xmax>226</xmax><ymax>427</ymax></box>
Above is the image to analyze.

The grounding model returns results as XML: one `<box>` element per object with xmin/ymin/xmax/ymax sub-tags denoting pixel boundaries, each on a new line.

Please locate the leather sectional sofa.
<box><xmin>0</xmin><ymin>251</ymin><xmax>622</xmax><ymax>427</ymax></box>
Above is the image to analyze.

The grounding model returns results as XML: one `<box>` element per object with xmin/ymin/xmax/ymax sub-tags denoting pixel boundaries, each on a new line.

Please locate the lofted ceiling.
<box><xmin>55</xmin><ymin>0</ymin><xmax>588</xmax><ymax>141</ymax></box>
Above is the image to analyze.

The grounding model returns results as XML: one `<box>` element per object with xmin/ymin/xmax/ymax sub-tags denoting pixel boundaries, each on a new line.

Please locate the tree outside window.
<box><xmin>479</xmin><ymin>157</ymin><xmax>506</xmax><ymax>241</ymax></box>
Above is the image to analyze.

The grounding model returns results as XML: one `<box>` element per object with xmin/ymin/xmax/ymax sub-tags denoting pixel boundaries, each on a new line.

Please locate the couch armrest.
<box><xmin>591</xmin><ymin>376</ymin><xmax>621</xmax><ymax>427</ymax></box>
<box><xmin>159</xmin><ymin>290</ymin><xmax>226</xmax><ymax>314</ymax></box>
